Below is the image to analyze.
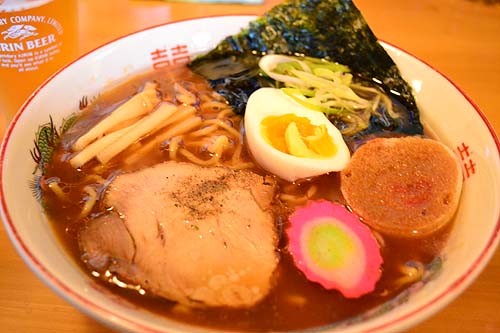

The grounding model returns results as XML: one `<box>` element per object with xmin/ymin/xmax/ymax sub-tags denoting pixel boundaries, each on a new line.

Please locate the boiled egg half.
<box><xmin>245</xmin><ymin>88</ymin><xmax>350</xmax><ymax>181</ymax></box>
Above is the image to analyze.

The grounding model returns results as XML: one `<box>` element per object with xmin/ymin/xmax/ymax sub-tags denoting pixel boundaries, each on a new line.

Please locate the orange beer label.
<box><xmin>0</xmin><ymin>0</ymin><xmax>77</xmax><ymax>121</ymax></box>
<box><xmin>0</xmin><ymin>1</ymin><xmax>64</xmax><ymax>73</ymax></box>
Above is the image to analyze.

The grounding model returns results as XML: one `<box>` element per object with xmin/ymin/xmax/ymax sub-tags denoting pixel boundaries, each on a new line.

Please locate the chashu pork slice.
<box><xmin>79</xmin><ymin>161</ymin><xmax>279</xmax><ymax>308</ymax></box>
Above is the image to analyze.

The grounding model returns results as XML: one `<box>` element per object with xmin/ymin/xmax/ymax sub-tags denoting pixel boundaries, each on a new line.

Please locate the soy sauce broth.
<box><xmin>41</xmin><ymin>67</ymin><xmax>451</xmax><ymax>332</ymax></box>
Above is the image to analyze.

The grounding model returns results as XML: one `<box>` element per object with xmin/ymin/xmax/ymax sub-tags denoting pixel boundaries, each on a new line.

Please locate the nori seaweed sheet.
<box><xmin>189</xmin><ymin>0</ymin><xmax>423</xmax><ymax>141</ymax></box>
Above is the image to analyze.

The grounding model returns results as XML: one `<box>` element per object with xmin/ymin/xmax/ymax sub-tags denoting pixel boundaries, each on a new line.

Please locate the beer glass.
<box><xmin>0</xmin><ymin>0</ymin><xmax>78</xmax><ymax>135</ymax></box>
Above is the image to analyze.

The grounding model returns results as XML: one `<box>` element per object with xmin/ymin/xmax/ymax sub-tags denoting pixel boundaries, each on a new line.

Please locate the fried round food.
<box><xmin>340</xmin><ymin>137</ymin><xmax>463</xmax><ymax>238</ymax></box>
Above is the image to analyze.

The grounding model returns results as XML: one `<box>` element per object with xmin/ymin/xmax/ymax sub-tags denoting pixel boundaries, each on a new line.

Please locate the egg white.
<box><xmin>244</xmin><ymin>88</ymin><xmax>351</xmax><ymax>181</ymax></box>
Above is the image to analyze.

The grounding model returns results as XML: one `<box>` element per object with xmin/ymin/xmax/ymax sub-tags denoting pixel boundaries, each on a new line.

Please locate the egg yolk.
<box><xmin>261</xmin><ymin>114</ymin><xmax>337</xmax><ymax>158</ymax></box>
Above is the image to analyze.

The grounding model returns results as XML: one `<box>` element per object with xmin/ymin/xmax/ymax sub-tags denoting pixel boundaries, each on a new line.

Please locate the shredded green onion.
<box><xmin>259</xmin><ymin>55</ymin><xmax>396</xmax><ymax>135</ymax></box>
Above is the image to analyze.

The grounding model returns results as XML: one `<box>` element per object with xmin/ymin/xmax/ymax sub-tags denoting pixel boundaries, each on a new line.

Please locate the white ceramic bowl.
<box><xmin>1</xmin><ymin>16</ymin><xmax>499</xmax><ymax>333</ymax></box>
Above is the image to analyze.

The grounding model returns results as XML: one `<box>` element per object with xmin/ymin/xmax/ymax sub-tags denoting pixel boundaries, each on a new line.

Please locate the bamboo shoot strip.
<box><xmin>72</xmin><ymin>82</ymin><xmax>160</xmax><ymax>151</ymax></box>
<box><xmin>174</xmin><ymin>83</ymin><xmax>197</xmax><ymax>105</ymax></box>
<box><xmin>158</xmin><ymin>116</ymin><xmax>203</xmax><ymax>140</ymax></box>
<box><xmin>96</xmin><ymin>103</ymin><xmax>178</xmax><ymax>164</ymax></box>
<box><xmin>70</xmin><ymin>125</ymin><xmax>134</xmax><ymax>168</ymax></box>
<box><xmin>122</xmin><ymin>107</ymin><xmax>197</xmax><ymax>165</ymax></box>
<box><xmin>166</xmin><ymin>105</ymin><xmax>196</xmax><ymax>124</ymax></box>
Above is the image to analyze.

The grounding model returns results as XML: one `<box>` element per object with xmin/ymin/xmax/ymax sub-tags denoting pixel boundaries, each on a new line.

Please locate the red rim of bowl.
<box><xmin>1</xmin><ymin>15</ymin><xmax>499</xmax><ymax>333</ymax></box>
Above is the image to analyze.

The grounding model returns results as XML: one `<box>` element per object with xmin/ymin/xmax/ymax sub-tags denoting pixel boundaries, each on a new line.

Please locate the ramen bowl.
<box><xmin>1</xmin><ymin>16</ymin><xmax>499</xmax><ymax>333</ymax></box>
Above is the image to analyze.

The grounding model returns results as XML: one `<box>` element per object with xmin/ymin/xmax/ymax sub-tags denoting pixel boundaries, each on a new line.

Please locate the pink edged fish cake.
<box><xmin>287</xmin><ymin>200</ymin><xmax>383</xmax><ymax>298</ymax></box>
